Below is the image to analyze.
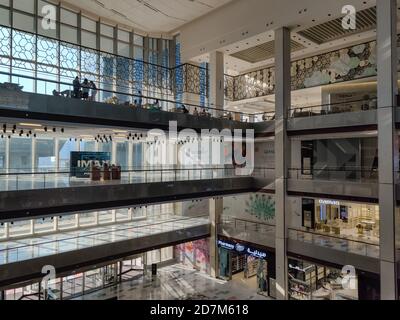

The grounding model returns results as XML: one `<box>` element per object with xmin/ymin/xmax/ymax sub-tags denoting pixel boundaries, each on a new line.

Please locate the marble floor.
<box><xmin>0</xmin><ymin>216</ymin><xmax>209</xmax><ymax>265</ymax></box>
<box><xmin>75</xmin><ymin>264</ymin><xmax>272</xmax><ymax>300</ymax></box>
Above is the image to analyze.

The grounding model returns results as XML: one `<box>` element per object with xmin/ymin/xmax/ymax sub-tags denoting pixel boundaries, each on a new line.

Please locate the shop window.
<box><xmin>35</xmin><ymin>138</ymin><xmax>56</xmax><ymax>171</ymax></box>
<box><xmin>79</xmin><ymin>212</ymin><xmax>97</xmax><ymax>227</ymax></box>
<box><xmin>58</xmin><ymin>139</ymin><xmax>77</xmax><ymax>169</ymax></box>
<box><xmin>9</xmin><ymin>137</ymin><xmax>32</xmax><ymax>172</ymax></box>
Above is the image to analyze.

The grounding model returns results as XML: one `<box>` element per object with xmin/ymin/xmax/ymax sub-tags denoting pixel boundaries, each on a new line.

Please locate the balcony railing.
<box><xmin>289</xmin><ymin>98</ymin><xmax>377</xmax><ymax>118</ymax></box>
<box><xmin>0</xmin><ymin>72</ymin><xmax>267</xmax><ymax>123</ymax></box>
<box><xmin>0</xmin><ymin>166</ymin><xmax>273</xmax><ymax>192</ymax></box>
<box><xmin>288</xmin><ymin>228</ymin><xmax>379</xmax><ymax>259</ymax></box>
<box><xmin>288</xmin><ymin>167</ymin><xmax>378</xmax><ymax>182</ymax></box>
<box><xmin>218</xmin><ymin>217</ymin><xmax>275</xmax><ymax>245</ymax></box>
<box><xmin>0</xmin><ymin>214</ymin><xmax>209</xmax><ymax>266</ymax></box>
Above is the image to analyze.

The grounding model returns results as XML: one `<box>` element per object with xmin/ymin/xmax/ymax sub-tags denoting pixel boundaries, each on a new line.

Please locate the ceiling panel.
<box><xmin>61</xmin><ymin>0</ymin><xmax>233</xmax><ymax>33</ymax></box>
<box><xmin>298</xmin><ymin>6</ymin><xmax>377</xmax><ymax>45</ymax></box>
<box><xmin>230</xmin><ymin>40</ymin><xmax>305</xmax><ymax>64</ymax></box>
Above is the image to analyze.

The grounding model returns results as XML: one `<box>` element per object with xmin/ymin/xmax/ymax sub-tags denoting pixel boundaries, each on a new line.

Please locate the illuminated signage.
<box><xmin>319</xmin><ymin>199</ymin><xmax>340</xmax><ymax>206</ymax></box>
<box><xmin>217</xmin><ymin>240</ymin><xmax>235</xmax><ymax>250</ymax></box>
<box><xmin>217</xmin><ymin>239</ymin><xmax>268</xmax><ymax>260</ymax></box>
<box><xmin>70</xmin><ymin>152</ymin><xmax>111</xmax><ymax>178</ymax></box>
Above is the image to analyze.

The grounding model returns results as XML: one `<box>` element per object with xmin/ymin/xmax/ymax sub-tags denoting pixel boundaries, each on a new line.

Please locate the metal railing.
<box><xmin>289</xmin><ymin>98</ymin><xmax>377</xmax><ymax>118</ymax></box>
<box><xmin>288</xmin><ymin>167</ymin><xmax>378</xmax><ymax>182</ymax></box>
<box><xmin>0</xmin><ymin>214</ymin><xmax>209</xmax><ymax>265</ymax></box>
<box><xmin>218</xmin><ymin>217</ymin><xmax>276</xmax><ymax>245</ymax></box>
<box><xmin>0</xmin><ymin>166</ymin><xmax>273</xmax><ymax>192</ymax></box>
<box><xmin>0</xmin><ymin>71</ymin><xmax>267</xmax><ymax>123</ymax></box>
<box><xmin>288</xmin><ymin>228</ymin><xmax>379</xmax><ymax>258</ymax></box>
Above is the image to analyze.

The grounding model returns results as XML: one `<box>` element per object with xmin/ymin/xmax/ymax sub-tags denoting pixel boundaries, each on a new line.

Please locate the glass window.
<box><xmin>60</xmin><ymin>24</ymin><xmax>77</xmax><ymax>43</ymax></box>
<box><xmin>60</xmin><ymin>8</ymin><xmax>77</xmax><ymax>26</ymax></box>
<box><xmin>34</xmin><ymin>217</ymin><xmax>54</xmax><ymax>233</ymax></box>
<box><xmin>118</xmin><ymin>41</ymin><xmax>130</xmax><ymax>57</ymax></box>
<box><xmin>116</xmin><ymin>142</ymin><xmax>128</xmax><ymax>169</ymax></box>
<box><xmin>100</xmin><ymin>36</ymin><xmax>114</xmax><ymax>54</ymax></box>
<box><xmin>82</xmin><ymin>30</ymin><xmax>97</xmax><ymax>49</ymax></box>
<box><xmin>9</xmin><ymin>138</ymin><xmax>32</xmax><ymax>172</ymax></box>
<box><xmin>81</xmin><ymin>16</ymin><xmax>97</xmax><ymax>32</ymax></box>
<box><xmin>58</xmin><ymin>214</ymin><xmax>77</xmax><ymax>230</ymax></box>
<box><xmin>0</xmin><ymin>139</ymin><xmax>6</xmax><ymax>171</ymax></box>
<box><xmin>134</xmin><ymin>34</ymin><xmax>143</xmax><ymax>46</ymax></box>
<box><xmin>13</xmin><ymin>0</ymin><xmax>34</xmax><ymax>13</ymax></box>
<box><xmin>9</xmin><ymin>220</ymin><xmax>31</xmax><ymax>237</ymax></box>
<box><xmin>98</xmin><ymin>210</ymin><xmax>113</xmax><ymax>224</ymax></box>
<box><xmin>35</xmin><ymin>138</ymin><xmax>55</xmax><ymax>171</ymax></box>
<box><xmin>116</xmin><ymin>208</ymin><xmax>129</xmax><ymax>221</ymax></box>
<box><xmin>0</xmin><ymin>0</ymin><xmax>10</xmax><ymax>7</ymax></box>
<box><xmin>132</xmin><ymin>143</ymin><xmax>142</xmax><ymax>168</ymax></box>
<box><xmin>58</xmin><ymin>139</ymin><xmax>77</xmax><ymax>169</ymax></box>
<box><xmin>0</xmin><ymin>7</ymin><xmax>10</xmax><ymax>26</ymax></box>
<box><xmin>13</xmin><ymin>12</ymin><xmax>35</xmax><ymax>32</ymax></box>
<box><xmin>133</xmin><ymin>46</ymin><xmax>143</xmax><ymax>60</ymax></box>
<box><xmin>79</xmin><ymin>212</ymin><xmax>96</xmax><ymax>227</ymax></box>
<box><xmin>99</xmin><ymin>142</ymin><xmax>112</xmax><ymax>154</ymax></box>
<box><xmin>118</xmin><ymin>29</ymin><xmax>130</xmax><ymax>42</ymax></box>
<box><xmin>80</xmin><ymin>140</ymin><xmax>96</xmax><ymax>152</ymax></box>
<box><xmin>38</xmin><ymin>0</ymin><xmax>54</xmax><ymax>17</ymax></box>
<box><xmin>100</xmin><ymin>23</ymin><xmax>114</xmax><ymax>37</ymax></box>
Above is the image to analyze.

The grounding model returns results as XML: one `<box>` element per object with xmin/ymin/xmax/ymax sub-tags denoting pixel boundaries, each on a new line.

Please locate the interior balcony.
<box><xmin>0</xmin><ymin>214</ymin><xmax>210</xmax><ymax>288</ymax></box>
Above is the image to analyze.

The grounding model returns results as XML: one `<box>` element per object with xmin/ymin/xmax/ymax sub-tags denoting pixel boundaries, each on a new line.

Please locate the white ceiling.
<box><xmin>61</xmin><ymin>0</ymin><xmax>233</xmax><ymax>34</ymax></box>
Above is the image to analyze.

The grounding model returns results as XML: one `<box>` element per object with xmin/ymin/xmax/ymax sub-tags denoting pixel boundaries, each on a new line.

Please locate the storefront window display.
<box><xmin>301</xmin><ymin>198</ymin><xmax>379</xmax><ymax>244</ymax></box>
<box><xmin>217</xmin><ymin>238</ymin><xmax>275</xmax><ymax>298</ymax></box>
<box><xmin>288</xmin><ymin>257</ymin><xmax>358</xmax><ymax>300</ymax></box>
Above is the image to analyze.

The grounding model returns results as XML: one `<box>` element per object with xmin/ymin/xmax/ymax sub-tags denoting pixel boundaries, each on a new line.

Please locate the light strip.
<box><xmin>19</xmin><ymin>123</ymin><xmax>42</xmax><ymax>127</ymax></box>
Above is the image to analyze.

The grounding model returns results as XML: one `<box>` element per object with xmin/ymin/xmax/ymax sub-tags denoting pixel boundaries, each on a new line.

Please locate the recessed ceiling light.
<box><xmin>19</xmin><ymin>123</ymin><xmax>42</xmax><ymax>127</ymax></box>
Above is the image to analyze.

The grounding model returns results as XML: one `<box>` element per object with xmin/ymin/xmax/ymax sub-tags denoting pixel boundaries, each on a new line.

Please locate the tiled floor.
<box><xmin>76</xmin><ymin>264</ymin><xmax>272</xmax><ymax>300</ymax></box>
<box><xmin>0</xmin><ymin>216</ymin><xmax>209</xmax><ymax>265</ymax></box>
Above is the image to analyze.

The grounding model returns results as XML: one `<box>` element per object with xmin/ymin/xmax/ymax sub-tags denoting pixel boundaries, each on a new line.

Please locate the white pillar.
<box><xmin>209</xmin><ymin>197</ymin><xmax>223</xmax><ymax>278</ymax></box>
<box><xmin>274</xmin><ymin>27</ymin><xmax>291</xmax><ymax>300</ymax></box>
<box><xmin>377</xmin><ymin>0</ymin><xmax>398</xmax><ymax>300</ymax></box>
<box><xmin>209</xmin><ymin>51</ymin><xmax>224</xmax><ymax>117</ymax></box>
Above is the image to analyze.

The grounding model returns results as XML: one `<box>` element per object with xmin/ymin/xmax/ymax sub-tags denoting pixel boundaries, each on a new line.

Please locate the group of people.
<box><xmin>73</xmin><ymin>77</ymin><xmax>97</xmax><ymax>101</ymax></box>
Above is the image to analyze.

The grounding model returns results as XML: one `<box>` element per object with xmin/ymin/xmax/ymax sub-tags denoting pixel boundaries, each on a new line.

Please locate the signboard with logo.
<box><xmin>217</xmin><ymin>239</ymin><xmax>268</xmax><ymax>260</ymax></box>
<box><xmin>70</xmin><ymin>151</ymin><xmax>111</xmax><ymax>178</ymax></box>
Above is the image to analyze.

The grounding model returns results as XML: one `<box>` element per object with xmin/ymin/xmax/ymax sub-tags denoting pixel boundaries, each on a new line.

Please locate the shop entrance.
<box><xmin>218</xmin><ymin>239</ymin><xmax>275</xmax><ymax>298</ymax></box>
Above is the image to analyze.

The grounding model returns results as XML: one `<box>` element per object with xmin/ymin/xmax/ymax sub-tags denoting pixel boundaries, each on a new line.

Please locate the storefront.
<box><xmin>217</xmin><ymin>237</ymin><xmax>275</xmax><ymax>298</ymax></box>
<box><xmin>287</xmin><ymin>256</ymin><xmax>380</xmax><ymax>300</ymax></box>
<box><xmin>301</xmin><ymin>198</ymin><xmax>379</xmax><ymax>243</ymax></box>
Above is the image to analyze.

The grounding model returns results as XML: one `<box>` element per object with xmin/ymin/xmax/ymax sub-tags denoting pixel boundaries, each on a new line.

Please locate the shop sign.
<box><xmin>70</xmin><ymin>151</ymin><xmax>111</xmax><ymax>178</ymax></box>
<box><xmin>318</xmin><ymin>199</ymin><xmax>340</xmax><ymax>206</ymax></box>
<box><xmin>217</xmin><ymin>240</ymin><xmax>235</xmax><ymax>250</ymax></box>
<box><xmin>218</xmin><ymin>239</ymin><xmax>268</xmax><ymax>260</ymax></box>
<box><xmin>246</xmin><ymin>248</ymin><xmax>267</xmax><ymax>259</ymax></box>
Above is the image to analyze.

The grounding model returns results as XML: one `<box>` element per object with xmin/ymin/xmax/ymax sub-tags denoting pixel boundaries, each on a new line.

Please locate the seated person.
<box><xmin>200</xmin><ymin>108</ymin><xmax>207</xmax><ymax>116</ymax></box>
<box><xmin>193</xmin><ymin>107</ymin><xmax>199</xmax><ymax>116</ymax></box>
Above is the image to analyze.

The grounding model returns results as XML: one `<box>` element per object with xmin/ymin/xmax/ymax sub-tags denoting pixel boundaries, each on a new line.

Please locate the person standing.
<box><xmin>90</xmin><ymin>81</ymin><xmax>97</xmax><ymax>101</ymax></box>
<box><xmin>137</xmin><ymin>90</ymin><xmax>143</xmax><ymax>107</ymax></box>
<box><xmin>81</xmin><ymin>78</ymin><xmax>90</xmax><ymax>100</ymax></box>
<box><xmin>73</xmin><ymin>76</ymin><xmax>81</xmax><ymax>99</ymax></box>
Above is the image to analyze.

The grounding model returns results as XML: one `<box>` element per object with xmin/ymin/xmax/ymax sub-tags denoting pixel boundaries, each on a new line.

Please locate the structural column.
<box><xmin>209</xmin><ymin>197</ymin><xmax>223</xmax><ymax>278</ymax></box>
<box><xmin>274</xmin><ymin>27</ymin><xmax>291</xmax><ymax>300</ymax></box>
<box><xmin>209</xmin><ymin>51</ymin><xmax>225</xmax><ymax>117</ymax></box>
<box><xmin>377</xmin><ymin>0</ymin><xmax>398</xmax><ymax>300</ymax></box>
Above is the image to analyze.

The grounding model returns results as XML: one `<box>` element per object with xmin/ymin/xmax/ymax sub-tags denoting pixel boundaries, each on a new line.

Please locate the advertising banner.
<box><xmin>70</xmin><ymin>151</ymin><xmax>111</xmax><ymax>178</ymax></box>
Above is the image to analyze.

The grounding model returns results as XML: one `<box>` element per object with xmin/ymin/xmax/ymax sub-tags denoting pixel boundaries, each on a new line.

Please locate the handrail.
<box><xmin>0</xmin><ymin>71</ymin><xmax>268</xmax><ymax>122</ymax></box>
<box><xmin>221</xmin><ymin>216</ymin><xmax>276</xmax><ymax>229</ymax></box>
<box><xmin>288</xmin><ymin>167</ymin><xmax>378</xmax><ymax>173</ymax></box>
<box><xmin>288</xmin><ymin>227</ymin><xmax>379</xmax><ymax>247</ymax></box>
<box><xmin>0</xmin><ymin>166</ymin><xmax>274</xmax><ymax>177</ymax></box>
<box><xmin>0</xmin><ymin>214</ymin><xmax>209</xmax><ymax>254</ymax></box>
<box><xmin>289</xmin><ymin>98</ymin><xmax>377</xmax><ymax>112</ymax></box>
